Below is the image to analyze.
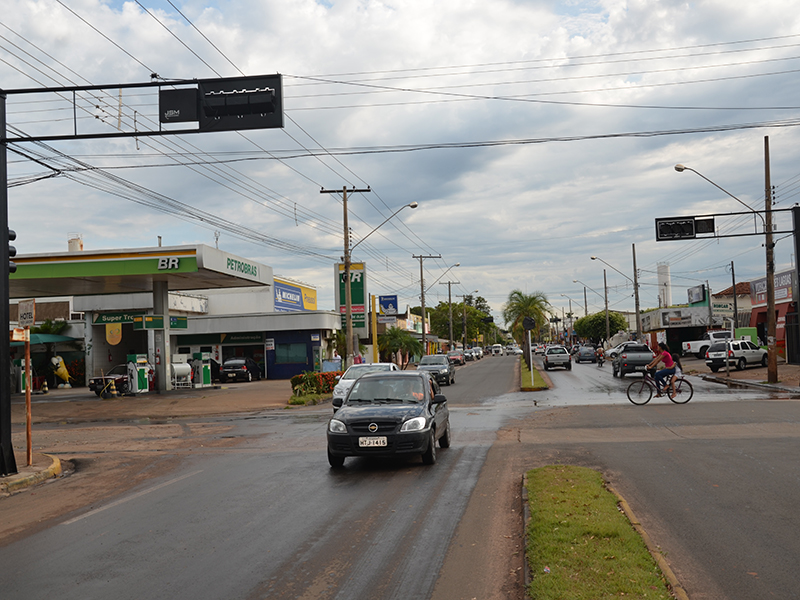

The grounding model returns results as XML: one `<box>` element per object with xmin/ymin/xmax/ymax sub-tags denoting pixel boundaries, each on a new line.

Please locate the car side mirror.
<box><xmin>432</xmin><ymin>394</ymin><xmax>447</xmax><ymax>405</ymax></box>
<box><xmin>332</xmin><ymin>397</ymin><xmax>343</xmax><ymax>408</ymax></box>
<box><xmin>334</xmin><ymin>375</ymin><xmax>341</xmax><ymax>381</ymax></box>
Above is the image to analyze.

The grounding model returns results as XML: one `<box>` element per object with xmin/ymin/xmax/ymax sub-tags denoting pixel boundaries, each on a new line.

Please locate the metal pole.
<box><xmin>0</xmin><ymin>92</ymin><xmax>17</xmax><ymax>475</ymax></box>
<box><xmin>343</xmin><ymin>187</ymin><xmax>354</xmax><ymax>369</ymax></box>
<box><xmin>583</xmin><ymin>287</ymin><xmax>588</xmax><ymax>317</ymax></box>
<box><xmin>604</xmin><ymin>269</ymin><xmax>610</xmax><ymax>343</ymax></box>
<box><xmin>632</xmin><ymin>243</ymin><xmax>642</xmax><ymax>340</ymax></box>
<box><xmin>413</xmin><ymin>254</ymin><xmax>441</xmax><ymax>356</ymax></box>
<box><xmin>447</xmin><ymin>282</ymin><xmax>453</xmax><ymax>349</ymax></box>
<box><xmin>765</xmin><ymin>136</ymin><xmax>778</xmax><ymax>383</ymax></box>
<box><xmin>371</xmin><ymin>294</ymin><xmax>378</xmax><ymax>363</ymax></box>
<box><xmin>731</xmin><ymin>261</ymin><xmax>738</xmax><ymax>329</ymax></box>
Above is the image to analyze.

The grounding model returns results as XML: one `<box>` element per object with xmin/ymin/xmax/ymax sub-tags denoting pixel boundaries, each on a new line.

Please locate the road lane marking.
<box><xmin>61</xmin><ymin>469</ymin><xmax>203</xmax><ymax>526</ymax></box>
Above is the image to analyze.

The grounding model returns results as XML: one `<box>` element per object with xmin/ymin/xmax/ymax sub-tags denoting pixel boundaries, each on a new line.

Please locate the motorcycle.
<box><xmin>597</xmin><ymin>354</ymin><xmax>605</xmax><ymax>367</ymax></box>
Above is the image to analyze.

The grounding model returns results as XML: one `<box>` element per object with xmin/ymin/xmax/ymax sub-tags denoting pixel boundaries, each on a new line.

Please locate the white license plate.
<box><xmin>227</xmin><ymin>373</ymin><xmax>236</xmax><ymax>378</ymax></box>
<box><xmin>359</xmin><ymin>436</ymin><xmax>387</xmax><ymax>447</ymax></box>
<box><xmin>634</xmin><ymin>366</ymin><xmax>646</xmax><ymax>371</ymax></box>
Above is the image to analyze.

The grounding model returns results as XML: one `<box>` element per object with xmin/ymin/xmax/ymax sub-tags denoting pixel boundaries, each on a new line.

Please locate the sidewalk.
<box><xmin>681</xmin><ymin>355</ymin><xmax>800</xmax><ymax>393</ymax></box>
<box><xmin>1</xmin><ymin>379</ymin><xmax>299</xmax><ymax>494</ymax></box>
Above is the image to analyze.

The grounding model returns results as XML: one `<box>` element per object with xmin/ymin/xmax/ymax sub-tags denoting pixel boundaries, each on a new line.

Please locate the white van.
<box><xmin>492</xmin><ymin>343</ymin><xmax>504</xmax><ymax>356</ymax></box>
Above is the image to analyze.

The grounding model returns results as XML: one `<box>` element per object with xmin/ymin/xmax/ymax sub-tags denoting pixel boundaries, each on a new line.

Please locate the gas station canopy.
<box><xmin>10</xmin><ymin>244</ymin><xmax>271</xmax><ymax>299</ymax></box>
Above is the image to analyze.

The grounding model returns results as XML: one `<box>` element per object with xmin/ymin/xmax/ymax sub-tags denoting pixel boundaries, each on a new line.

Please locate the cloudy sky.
<box><xmin>4</xmin><ymin>0</ymin><xmax>800</xmax><ymax>324</ymax></box>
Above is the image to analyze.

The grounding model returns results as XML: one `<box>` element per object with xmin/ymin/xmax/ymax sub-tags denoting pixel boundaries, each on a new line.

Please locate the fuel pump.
<box><xmin>192</xmin><ymin>352</ymin><xmax>212</xmax><ymax>388</ymax></box>
<box><xmin>126</xmin><ymin>354</ymin><xmax>150</xmax><ymax>394</ymax></box>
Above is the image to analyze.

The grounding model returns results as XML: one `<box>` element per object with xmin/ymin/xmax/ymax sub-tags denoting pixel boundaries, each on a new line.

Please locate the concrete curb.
<box><xmin>607</xmin><ymin>484</ymin><xmax>690</xmax><ymax>600</ymax></box>
<box><xmin>0</xmin><ymin>454</ymin><xmax>62</xmax><ymax>495</ymax></box>
<box><xmin>700</xmin><ymin>374</ymin><xmax>800</xmax><ymax>394</ymax></box>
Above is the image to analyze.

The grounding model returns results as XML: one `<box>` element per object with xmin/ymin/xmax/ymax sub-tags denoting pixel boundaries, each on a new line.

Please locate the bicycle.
<box><xmin>626</xmin><ymin>368</ymin><xmax>693</xmax><ymax>405</ymax></box>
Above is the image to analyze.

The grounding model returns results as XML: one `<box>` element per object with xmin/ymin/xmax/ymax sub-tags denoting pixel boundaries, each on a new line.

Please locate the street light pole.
<box><xmin>441</xmin><ymin>279</ymin><xmax>461</xmax><ymax>350</ymax></box>
<box><xmin>604</xmin><ymin>269</ymin><xmax>610</xmax><ymax>343</ymax></box>
<box><xmin>414</xmin><ymin>254</ymin><xmax>442</xmax><ymax>355</ymax></box>
<box><xmin>591</xmin><ymin>255</ymin><xmax>640</xmax><ymax>341</ymax></box>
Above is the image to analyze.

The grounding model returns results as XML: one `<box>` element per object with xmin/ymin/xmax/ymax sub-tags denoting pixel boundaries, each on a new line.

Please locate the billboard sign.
<box><xmin>335</xmin><ymin>262</ymin><xmax>367</xmax><ymax>331</ymax></box>
<box><xmin>750</xmin><ymin>269</ymin><xmax>796</xmax><ymax>307</ymax></box>
<box><xmin>379</xmin><ymin>295</ymin><xmax>398</xmax><ymax>325</ymax></box>
<box><xmin>274</xmin><ymin>277</ymin><xmax>317</xmax><ymax>312</ymax></box>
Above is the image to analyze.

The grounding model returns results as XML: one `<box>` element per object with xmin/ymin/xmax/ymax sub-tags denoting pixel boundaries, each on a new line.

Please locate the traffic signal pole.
<box><xmin>0</xmin><ymin>93</ymin><xmax>17</xmax><ymax>475</ymax></box>
<box><xmin>765</xmin><ymin>136</ymin><xmax>777</xmax><ymax>383</ymax></box>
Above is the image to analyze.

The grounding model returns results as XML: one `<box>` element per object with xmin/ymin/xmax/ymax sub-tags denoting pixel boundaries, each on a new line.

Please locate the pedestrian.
<box><xmin>646</xmin><ymin>342</ymin><xmax>676</xmax><ymax>397</ymax></box>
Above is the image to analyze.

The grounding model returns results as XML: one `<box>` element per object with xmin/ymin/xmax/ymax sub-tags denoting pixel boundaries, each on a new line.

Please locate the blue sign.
<box><xmin>275</xmin><ymin>280</ymin><xmax>304</xmax><ymax>312</ymax></box>
<box><xmin>379</xmin><ymin>295</ymin><xmax>398</xmax><ymax>323</ymax></box>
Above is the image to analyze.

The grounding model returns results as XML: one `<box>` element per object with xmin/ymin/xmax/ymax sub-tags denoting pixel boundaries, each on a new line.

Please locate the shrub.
<box><xmin>291</xmin><ymin>371</ymin><xmax>343</xmax><ymax>396</ymax></box>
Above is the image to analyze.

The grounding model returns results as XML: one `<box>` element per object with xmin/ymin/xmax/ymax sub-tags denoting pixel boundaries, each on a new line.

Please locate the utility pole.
<box><xmin>765</xmin><ymin>136</ymin><xmax>777</xmax><ymax>383</ymax></box>
<box><xmin>731</xmin><ymin>261</ymin><xmax>738</xmax><ymax>327</ymax></box>
<box><xmin>321</xmin><ymin>185</ymin><xmax>371</xmax><ymax>369</ymax></box>
<box><xmin>441</xmin><ymin>280</ymin><xmax>460</xmax><ymax>350</ymax></box>
<box><xmin>632</xmin><ymin>243</ymin><xmax>642</xmax><ymax>340</ymax></box>
<box><xmin>583</xmin><ymin>286</ymin><xmax>588</xmax><ymax>317</ymax></box>
<box><xmin>603</xmin><ymin>269</ymin><xmax>610</xmax><ymax>344</ymax></box>
<box><xmin>413</xmin><ymin>254</ymin><xmax>441</xmax><ymax>355</ymax></box>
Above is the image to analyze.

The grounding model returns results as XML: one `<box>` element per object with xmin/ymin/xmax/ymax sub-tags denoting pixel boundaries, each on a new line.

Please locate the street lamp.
<box><xmin>573</xmin><ymin>278</ymin><xmax>603</xmax><ymax>318</ymax></box>
<box><xmin>591</xmin><ymin>254</ymin><xmax>641</xmax><ymax>341</ymax></box>
<box><xmin>322</xmin><ymin>187</ymin><xmax>416</xmax><ymax>369</ymax></box>
<box><xmin>675</xmin><ymin>159</ymin><xmax>776</xmax><ymax>384</ymax></box>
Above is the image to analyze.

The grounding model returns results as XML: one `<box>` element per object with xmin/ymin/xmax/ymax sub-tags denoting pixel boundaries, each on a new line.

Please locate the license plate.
<box><xmin>634</xmin><ymin>366</ymin><xmax>646</xmax><ymax>371</ymax></box>
<box><xmin>227</xmin><ymin>373</ymin><xmax>236</xmax><ymax>378</ymax></box>
<box><xmin>359</xmin><ymin>436</ymin><xmax>387</xmax><ymax>447</ymax></box>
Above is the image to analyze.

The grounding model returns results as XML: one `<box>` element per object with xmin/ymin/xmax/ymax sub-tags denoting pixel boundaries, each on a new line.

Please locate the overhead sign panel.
<box><xmin>159</xmin><ymin>74</ymin><xmax>284</xmax><ymax>132</ymax></box>
<box><xmin>655</xmin><ymin>216</ymin><xmax>715</xmax><ymax>241</ymax></box>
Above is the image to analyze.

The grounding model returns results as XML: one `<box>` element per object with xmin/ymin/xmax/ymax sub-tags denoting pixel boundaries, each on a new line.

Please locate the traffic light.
<box><xmin>8</xmin><ymin>229</ymin><xmax>16</xmax><ymax>273</ymax></box>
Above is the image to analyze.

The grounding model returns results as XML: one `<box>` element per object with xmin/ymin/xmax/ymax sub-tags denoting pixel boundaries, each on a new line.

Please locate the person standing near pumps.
<box><xmin>646</xmin><ymin>342</ymin><xmax>675</xmax><ymax>397</ymax></box>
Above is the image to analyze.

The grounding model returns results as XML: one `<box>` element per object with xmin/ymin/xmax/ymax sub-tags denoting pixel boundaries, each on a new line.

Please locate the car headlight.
<box><xmin>328</xmin><ymin>419</ymin><xmax>347</xmax><ymax>433</ymax></box>
<box><xmin>400</xmin><ymin>416</ymin><xmax>427</xmax><ymax>432</ymax></box>
<box><xmin>439</xmin><ymin>368</ymin><xmax>449</xmax><ymax>374</ymax></box>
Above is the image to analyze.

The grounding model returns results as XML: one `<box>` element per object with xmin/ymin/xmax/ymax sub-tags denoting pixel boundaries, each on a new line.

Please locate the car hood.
<box><xmin>416</xmin><ymin>364</ymin><xmax>448</xmax><ymax>370</ymax></box>
<box><xmin>335</xmin><ymin>403</ymin><xmax>425</xmax><ymax>423</ymax></box>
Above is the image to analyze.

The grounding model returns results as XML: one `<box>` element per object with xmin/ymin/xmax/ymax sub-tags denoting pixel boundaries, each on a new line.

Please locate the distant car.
<box><xmin>327</xmin><ymin>371</ymin><xmax>451</xmax><ymax>468</ymax></box>
<box><xmin>534</xmin><ymin>344</ymin><xmax>546</xmax><ymax>355</ymax></box>
<box><xmin>706</xmin><ymin>340</ymin><xmax>767</xmax><ymax>372</ymax></box>
<box><xmin>611</xmin><ymin>344</ymin><xmax>654</xmax><ymax>377</ymax></box>
<box><xmin>492</xmin><ymin>344</ymin><xmax>504</xmax><ymax>356</ymax></box>
<box><xmin>508</xmin><ymin>346</ymin><xmax>523</xmax><ymax>355</ymax></box>
<box><xmin>607</xmin><ymin>341</ymin><xmax>641</xmax><ymax>359</ymax></box>
<box><xmin>88</xmin><ymin>364</ymin><xmax>130</xmax><ymax>396</ymax></box>
<box><xmin>543</xmin><ymin>345</ymin><xmax>572</xmax><ymax>370</ymax></box>
<box><xmin>221</xmin><ymin>357</ymin><xmax>261</xmax><ymax>382</ymax></box>
<box><xmin>463</xmin><ymin>348</ymin><xmax>476</xmax><ymax>361</ymax></box>
<box><xmin>575</xmin><ymin>346</ymin><xmax>597</xmax><ymax>363</ymax></box>
<box><xmin>472</xmin><ymin>347</ymin><xmax>483</xmax><ymax>359</ymax></box>
<box><xmin>332</xmin><ymin>362</ymin><xmax>399</xmax><ymax>408</ymax></box>
<box><xmin>447</xmin><ymin>350</ymin><xmax>466</xmax><ymax>366</ymax></box>
<box><xmin>416</xmin><ymin>354</ymin><xmax>455</xmax><ymax>386</ymax></box>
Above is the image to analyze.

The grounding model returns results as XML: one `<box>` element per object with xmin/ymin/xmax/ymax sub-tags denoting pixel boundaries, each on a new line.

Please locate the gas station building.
<box><xmin>10</xmin><ymin>244</ymin><xmax>340</xmax><ymax>390</ymax></box>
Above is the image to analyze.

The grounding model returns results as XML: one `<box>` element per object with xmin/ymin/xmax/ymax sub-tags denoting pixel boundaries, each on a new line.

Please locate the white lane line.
<box><xmin>61</xmin><ymin>469</ymin><xmax>203</xmax><ymax>526</ymax></box>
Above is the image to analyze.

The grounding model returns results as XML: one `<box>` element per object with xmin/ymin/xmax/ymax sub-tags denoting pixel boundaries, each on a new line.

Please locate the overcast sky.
<box><xmin>4</xmin><ymin>0</ymin><xmax>800</xmax><ymax>324</ymax></box>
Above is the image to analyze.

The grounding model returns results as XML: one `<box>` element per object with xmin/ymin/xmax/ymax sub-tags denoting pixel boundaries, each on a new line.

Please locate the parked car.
<box><xmin>88</xmin><ymin>364</ymin><xmax>130</xmax><ymax>396</ymax></box>
<box><xmin>220</xmin><ymin>357</ymin><xmax>261</xmax><ymax>382</ymax></box>
<box><xmin>463</xmin><ymin>348</ymin><xmax>476</xmax><ymax>361</ymax></box>
<box><xmin>332</xmin><ymin>362</ymin><xmax>399</xmax><ymax>408</ymax></box>
<box><xmin>416</xmin><ymin>354</ymin><xmax>455</xmax><ymax>386</ymax></box>
<box><xmin>543</xmin><ymin>345</ymin><xmax>572</xmax><ymax>370</ymax></box>
<box><xmin>575</xmin><ymin>346</ymin><xmax>597</xmax><ymax>363</ymax></box>
<box><xmin>683</xmin><ymin>330</ymin><xmax>732</xmax><ymax>358</ymax></box>
<box><xmin>327</xmin><ymin>371</ymin><xmax>451</xmax><ymax>468</ymax></box>
<box><xmin>472</xmin><ymin>347</ymin><xmax>483</xmax><ymax>359</ymax></box>
<box><xmin>706</xmin><ymin>340</ymin><xmax>767</xmax><ymax>372</ymax></box>
<box><xmin>611</xmin><ymin>344</ymin><xmax>654</xmax><ymax>377</ymax></box>
<box><xmin>447</xmin><ymin>350</ymin><xmax>466</xmax><ymax>366</ymax></box>
<box><xmin>607</xmin><ymin>341</ymin><xmax>641</xmax><ymax>359</ymax></box>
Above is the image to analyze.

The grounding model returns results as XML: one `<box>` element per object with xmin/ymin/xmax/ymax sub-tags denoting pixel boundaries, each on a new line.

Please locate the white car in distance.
<box><xmin>332</xmin><ymin>363</ymin><xmax>399</xmax><ymax>410</ymax></box>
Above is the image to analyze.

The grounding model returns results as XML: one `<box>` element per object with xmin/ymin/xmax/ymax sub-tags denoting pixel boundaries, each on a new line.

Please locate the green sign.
<box><xmin>337</xmin><ymin>262</ymin><xmax>367</xmax><ymax>330</ymax></box>
<box><xmin>170</xmin><ymin>316</ymin><xmax>188</xmax><ymax>329</ymax></box>
<box><xmin>132</xmin><ymin>315</ymin><xmax>164</xmax><ymax>330</ymax></box>
<box><xmin>94</xmin><ymin>311</ymin><xmax>145</xmax><ymax>324</ymax></box>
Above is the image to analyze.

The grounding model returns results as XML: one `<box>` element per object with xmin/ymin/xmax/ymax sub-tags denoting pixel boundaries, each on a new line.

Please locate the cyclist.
<box><xmin>668</xmin><ymin>353</ymin><xmax>684</xmax><ymax>400</ymax></box>
<box><xmin>646</xmin><ymin>342</ymin><xmax>675</xmax><ymax>397</ymax></box>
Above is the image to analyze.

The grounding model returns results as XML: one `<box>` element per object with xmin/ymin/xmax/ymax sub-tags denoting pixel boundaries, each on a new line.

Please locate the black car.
<box><xmin>220</xmin><ymin>357</ymin><xmax>261</xmax><ymax>382</ymax></box>
<box><xmin>327</xmin><ymin>371</ymin><xmax>451</xmax><ymax>468</ymax></box>
<box><xmin>416</xmin><ymin>354</ymin><xmax>455</xmax><ymax>385</ymax></box>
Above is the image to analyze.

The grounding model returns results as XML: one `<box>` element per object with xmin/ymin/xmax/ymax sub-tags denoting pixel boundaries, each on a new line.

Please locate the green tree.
<box><xmin>378</xmin><ymin>326</ymin><xmax>423</xmax><ymax>369</ymax></box>
<box><xmin>502</xmin><ymin>290</ymin><xmax>549</xmax><ymax>366</ymax></box>
<box><xmin>573</xmin><ymin>311</ymin><xmax>628</xmax><ymax>343</ymax></box>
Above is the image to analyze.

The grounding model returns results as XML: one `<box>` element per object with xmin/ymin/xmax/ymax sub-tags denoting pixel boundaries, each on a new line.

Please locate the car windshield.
<box><xmin>708</xmin><ymin>342</ymin><xmax>728</xmax><ymax>352</ymax></box>
<box><xmin>224</xmin><ymin>360</ymin><xmax>245</xmax><ymax>367</ymax></box>
<box><xmin>341</xmin><ymin>364</ymin><xmax>392</xmax><ymax>380</ymax></box>
<box><xmin>347</xmin><ymin>377</ymin><xmax>426</xmax><ymax>404</ymax></box>
<box><xmin>105</xmin><ymin>364</ymin><xmax>127</xmax><ymax>376</ymax></box>
<box><xmin>419</xmin><ymin>356</ymin><xmax>447</xmax><ymax>365</ymax></box>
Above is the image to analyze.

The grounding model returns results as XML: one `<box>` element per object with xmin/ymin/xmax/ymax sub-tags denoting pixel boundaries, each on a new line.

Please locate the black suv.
<box><xmin>416</xmin><ymin>354</ymin><xmax>455</xmax><ymax>385</ymax></box>
<box><xmin>327</xmin><ymin>371</ymin><xmax>451</xmax><ymax>468</ymax></box>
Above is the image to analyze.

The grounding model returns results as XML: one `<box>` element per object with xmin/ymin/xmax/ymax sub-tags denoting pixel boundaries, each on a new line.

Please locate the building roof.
<box><xmin>712</xmin><ymin>282</ymin><xmax>751</xmax><ymax>297</ymax></box>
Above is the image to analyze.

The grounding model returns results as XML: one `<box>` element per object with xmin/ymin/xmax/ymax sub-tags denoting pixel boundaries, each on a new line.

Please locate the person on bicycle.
<box><xmin>667</xmin><ymin>353</ymin><xmax>683</xmax><ymax>399</ymax></box>
<box><xmin>647</xmin><ymin>342</ymin><xmax>675</xmax><ymax>397</ymax></box>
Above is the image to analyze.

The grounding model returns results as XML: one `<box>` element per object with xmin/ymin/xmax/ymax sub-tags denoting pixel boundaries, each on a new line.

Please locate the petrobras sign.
<box><xmin>334</xmin><ymin>262</ymin><xmax>368</xmax><ymax>331</ymax></box>
<box><xmin>273</xmin><ymin>277</ymin><xmax>318</xmax><ymax>312</ymax></box>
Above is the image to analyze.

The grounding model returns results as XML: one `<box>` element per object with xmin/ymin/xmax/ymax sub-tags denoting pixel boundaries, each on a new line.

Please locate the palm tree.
<box><xmin>378</xmin><ymin>327</ymin><xmax>423</xmax><ymax>369</ymax></box>
<box><xmin>502</xmin><ymin>290</ymin><xmax>550</xmax><ymax>365</ymax></box>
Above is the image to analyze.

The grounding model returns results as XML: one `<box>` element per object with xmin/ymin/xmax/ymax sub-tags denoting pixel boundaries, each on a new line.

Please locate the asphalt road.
<box><xmin>2</xmin><ymin>355</ymin><xmax>800</xmax><ymax>600</ymax></box>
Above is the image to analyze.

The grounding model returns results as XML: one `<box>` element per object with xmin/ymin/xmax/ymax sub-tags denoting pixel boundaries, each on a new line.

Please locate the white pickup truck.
<box><xmin>682</xmin><ymin>330</ymin><xmax>732</xmax><ymax>358</ymax></box>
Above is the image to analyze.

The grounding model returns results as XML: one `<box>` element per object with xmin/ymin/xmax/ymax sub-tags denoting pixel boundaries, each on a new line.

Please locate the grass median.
<box><xmin>521</xmin><ymin>358</ymin><xmax>548</xmax><ymax>390</ymax></box>
<box><xmin>525</xmin><ymin>465</ymin><xmax>672</xmax><ymax>600</ymax></box>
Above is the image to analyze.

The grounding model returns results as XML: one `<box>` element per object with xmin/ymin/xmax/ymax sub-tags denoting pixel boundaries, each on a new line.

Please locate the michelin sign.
<box><xmin>274</xmin><ymin>277</ymin><xmax>318</xmax><ymax>312</ymax></box>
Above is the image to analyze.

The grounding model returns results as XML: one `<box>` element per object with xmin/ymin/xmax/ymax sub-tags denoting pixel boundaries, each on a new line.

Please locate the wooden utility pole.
<box><xmin>413</xmin><ymin>254</ymin><xmax>441</xmax><ymax>354</ymax></box>
<box><xmin>441</xmin><ymin>280</ymin><xmax>460</xmax><ymax>350</ymax></box>
<box><xmin>765</xmin><ymin>136</ymin><xmax>777</xmax><ymax>383</ymax></box>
